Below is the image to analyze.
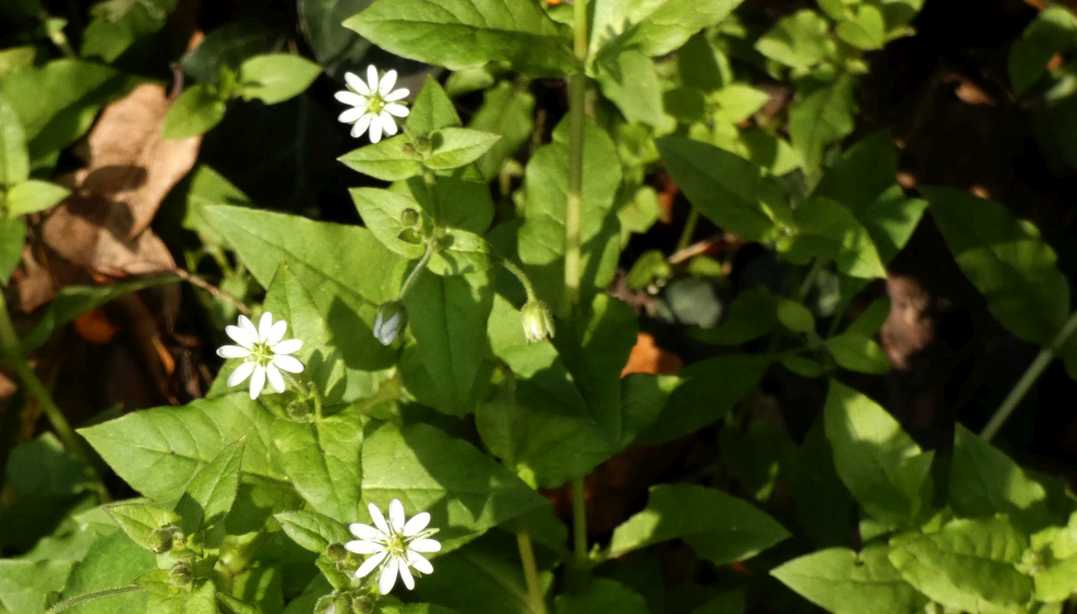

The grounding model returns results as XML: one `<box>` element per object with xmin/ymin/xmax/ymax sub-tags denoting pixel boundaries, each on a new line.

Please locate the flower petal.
<box><xmin>384</xmin><ymin>88</ymin><xmax>410</xmax><ymax>102</ymax></box>
<box><xmin>216</xmin><ymin>345</ymin><xmax>250</xmax><ymax>359</ymax></box>
<box><xmin>345</xmin><ymin>539</ymin><xmax>384</xmax><ymax>555</ymax></box>
<box><xmin>238</xmin><ymin>314</ymin><xmax>258</xmax><ymax>342</ymax></box>
<box><xmin>248</xmin><ymin>365</ymin><xmax>266</xmax><ymax>400</ymax></box>
<box><xmin>355</xmin><ymin>550</ymin><xmax>388</xmax><ymax>579</ymax></box>
<box><xmin>402</xmin><ymin>511</ymin><xmax>430</xmax><ymax>536</ymax></box>
<box><xmin>409</xmin><ymin>538</ymin><xmax>441</xmax><ymax>553</ymax></box>
<box><xmin>265</xmin><ymin>319</ymin><xmax>287</xmax><ymax>345</ymax></box>
<box><xmin>272</xmin><ymin>338</ymin><xmax>303</xmax><ymax>355</ymax></box>
<box><xmin>389</xmin><ymin>499</ymin><xmax>406</xmax><ymax>532</ymax></box>
<box><xmin>338</xmin><ymin>106</ymin><xmax>365</xmax><ymax>124</ymax></box>
<box><xmin>351</xmin><ymin>113</ymin><xmax>372</xmax><ymax>139</ymax></box>
<box><xmin>397</xmin><ymin>557</ymin><xmax>415</xmax><ymax>590</ymax></box>
<box><xmin>378</xmin><ymin>557</ymin><xmax>399</xmax><ymax>594</ymax></box>
<box><xmin>368</xmin><ymin>114</ymin><xmax>384</xmax><ymax>143</ymax></box>
<box><xmin>266</xmin><ymin>363</ymin><xmax>286</xmax><ymax>393</ymax></box>
<box><xmin>334</xmin><ymin>90</ymin><xmax>368</xmax><ymax>107</ymax></box>
<box><xmin>225</xmin><ymin>324</ymin><xmax>256</xmax><ymax>349</ymax></box>
<box><xmin>366</xmin><ymin>65</ymin><xmax>380</xmax><ymax>94</ymax></box>
<box><xmin>385</xmin><ymin>103</ymin><xmax>409</xmax><ymax>118</ymax></box>
<box><xmin>257</xmin><ymin>312</ymin><xmax>275</xmax><ymax>342</ymax></box>
<box><xmin>345</xmin><ymin>71</ymin><xmax>371</xmax><ymax>96</ymax></box>
<box><xmin>272</xmin><ymin>354</ymin><xmax>304</xmax><ymax>374</ymax></box>
<box><xmin>378</xmin><ymin>69</ymin><xmax>398</xmax><ymax>97</ymax></box>
<box><xmin>349</xmin><ymin>522</ymin><xmax>385</xmax><ymax>542</ymax></box>
<box><xmin>406</xmin><ymin>550</ymin><xmax>433</xmax><ymax>575</ymax></box>
<box><xmin>227</xmin><ymin>361</ymin><xmax>256</xmax><ymax>387</ymax></box>
<box><xmin>380</xmin><ymin>111</ymin><xmax>398</xmax><ymax>137</ymax></box>
<box><xmin>369</xmin><ymin>502</ymin><xmax>391</xmax><ymax>534</ymax></box>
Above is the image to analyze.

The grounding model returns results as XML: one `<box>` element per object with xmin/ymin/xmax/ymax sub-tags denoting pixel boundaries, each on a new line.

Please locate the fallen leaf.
<box><xmin>621</xmin><ymin>332</ymin><xmax>683</xmax><ymax>376</ymax></box>
<box><xmin>74</xmin><ymin>309</ymin><xmax>118</xmax><ymax>344</ymax></box>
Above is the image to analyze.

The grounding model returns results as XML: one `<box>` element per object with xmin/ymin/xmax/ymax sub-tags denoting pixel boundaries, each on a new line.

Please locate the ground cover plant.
<box><xmin>1</xmin><ymin>0</ymin><xmax>1077</xmax><ymax>612</ymax></box>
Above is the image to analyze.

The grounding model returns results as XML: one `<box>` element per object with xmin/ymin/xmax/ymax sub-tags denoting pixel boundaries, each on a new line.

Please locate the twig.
<box><xmin>171</xmin><ymin>268</ymin><xmax>251</xmax><ymax>316</ymax></box>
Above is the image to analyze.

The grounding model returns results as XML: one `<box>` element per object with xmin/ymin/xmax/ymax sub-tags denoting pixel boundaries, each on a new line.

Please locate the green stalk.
<box><xmin>981</xmin><ymin>310</ymin><xmax>1077</xmax><ymax>441</ymax></box>
<box><xmin>571</xmin><ymin>476</ymin><xmax>588</xmax><ymax>567</ymax></box>
<box><xmin>46</xmin><ymin>585</ymin><xmax>143</xmax><ymax>613</ymax></box>
<box><xmin>516</xmin><ymin>532</ymin><xmax>548</xmax><ymax>614</ymax></box>
<box><xmin>676</xmin><ymin>209</ymin><xmax>701</xmax><ymax>252</ymax></box>
<box><xmin>500</xmin><ymin>257</ymin><xmax>538</xmax><ymax>302</ymax></box>
<box><xmin>399</xmin><ymin>240</ymin><xmax>436</xmax><ymax>299</ymax></box>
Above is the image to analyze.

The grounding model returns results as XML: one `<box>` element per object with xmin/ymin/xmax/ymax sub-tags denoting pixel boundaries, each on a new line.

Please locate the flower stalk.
<box><xmin>516</xmin><ymin>531</ymin><xmax>548</xmax><ymax>614</ymax></box>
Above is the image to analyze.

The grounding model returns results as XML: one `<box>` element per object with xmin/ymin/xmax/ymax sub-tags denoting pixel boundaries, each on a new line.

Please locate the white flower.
<box><xmin>334</xmin><ymin>65</ymin><xmax>410</xmax><ymax>143</ymax></box>
<box><xmin>345</xmin><ymin>499</ymin><xmax>441</xmax><ymax>594</ymax></box>
<box><xmin>216</xmin><ymin>312</ymin><xmax>304</xmax><ymax>400</ymax></box>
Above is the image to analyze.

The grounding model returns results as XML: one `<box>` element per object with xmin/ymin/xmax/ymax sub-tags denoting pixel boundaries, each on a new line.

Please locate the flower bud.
<box><xmin>150</xmin><ymin>526</ymin><xmax>175</xmax><ymax>553</ymax></box>
<box><xmin>520</xmin><ymin>300</ymin><xmax>555</xmax><ymax>343</ymax></box>
<box><xmin>326</xmin><ymin>543</ymin><xmax>348</xmax><ymax>562</ymax></box>
<box><xmin>169</xmin><ymin>561</ymin><xmax>193</xmax><ymax>588</ymax></box>
<box><xmin>315</xmin><ymin>594</ymin><xmax>352</xmax><ymax>614</ymax></box>
<box><xmin>373</xmin><ymin>302</ymin><xmax>407</xmax><ymax>346</ymax></box>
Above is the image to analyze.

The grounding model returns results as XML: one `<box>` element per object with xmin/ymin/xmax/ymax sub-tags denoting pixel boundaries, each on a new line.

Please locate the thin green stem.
<box><xmin>796</xmin><ymin>258</ymin><xmax>826</xmax><ymax>303</ymax></box>
<box><xmin>676</xmin><ymin>209</ymin><xmax>701</xmax><ymax>252</ymax></box>
<box><xmin>0</xmin><ymin>293</ymin><xmax>89</xmax><ymax>464</ymax></box>
<box><xmin>981</xmin><ymin>309</ymin><xmax>1077</xmax><ymax>441</ymax></box>
<box><xmin>562</xmin><ymin>0</ymin><xmax>588</xmax><ymax>317</ymax></box>
<box><xmin>500</xmin><ymin>258</ymin><xmax>537</xmax><ymax>301</ymax></box>
<box><xmin>571</xmin><ymin>477</ymin><xmax>587</xmax><ymax>566</ymax></box>
<box><xmin>516</xmin><ymin>532</ymin><xmax>548</xmax><ymax>614</ymax></box>
<box><xmin>46</xmin><ymin>585</ymin><xmax>143</xmax><ymax>613</ymax></box>
<box><xmin>399</xmin><ymin>240</ymin><xmax>436</xmax><ymax>299</ymax></box>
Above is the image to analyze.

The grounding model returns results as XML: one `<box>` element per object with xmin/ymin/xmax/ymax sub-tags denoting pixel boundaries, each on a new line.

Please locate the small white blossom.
<box><xmin>334</xmin><ymin>65</ymin><xmax>410</xmax><ymax>143</ymax></box>
<box><xmin>346</xmin><ymin>499</ymin><xmax>441</xmax><ymax>594</ymax></box>
<box><xmin>216</xmin><ymin>313</ymin><xmax>304</xmax><ymax>400</ymax></box>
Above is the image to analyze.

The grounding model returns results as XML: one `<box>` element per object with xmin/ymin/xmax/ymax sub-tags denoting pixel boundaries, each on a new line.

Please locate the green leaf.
<box><xmin>784</xmin><ymin>197</ymin><xmax>887</xmax><ymax>279</ymax></box>
<box><xmin>273</xmin><ymin>409</ymin><xmax>363</xmax><ymax>523</ymax></box>
<box><xmin>361</xmin><ymin>422</ymin><xmax>546</xmax><ymax>551</ymax></box>
<box><xmin>590</xmin><ymin>0</ymin><xmax>746</xmax><ymax>59</ymax></box>
<box><xmin>824</xmin><ymin>380</ymin><xmax>933</xmax><ymax>526</ymax></box>
<box><xmin>203</xmin><ymin>205</ymin><xmax>405</xmax><ymax>399</ymax></box>
<box><xmin>407</xmin><ymin>76</ymin><xmax>462</xmax><ymax>138</ymax></box>
<box><xmin>338</xmin><ymin>135</ymin><xmax>423</xmax><ymax>181</ymax></box>
<box><xmin>468</xmin><ymin>82</ymin><xmax>536</xmax><ymax>181</ymax></box>
<box><xmin>298</xmin><ymin>0</ymin><xmax>377</xmax><ymax>78</ymax></box>
<box><xmin>425</xmin><ymin>128</ymin><xmax>501</xmax><ymax>170</ymax></box>
<box><xmin>789</xmin><ymin>74</ymin><xmax>857</xmax><ymax>175</ymax></box>
<box><xmin>238</xmin><ymin>53</ymin><xmax>321</xmax><ymax>105</ymax></box>
<box><xmin>181</xmin><ymin>21</ymin><xmax>286</xmax><ymax>83</ymax></box>
<box><xmin>693</xmin><ymin>287</ymin><xmax>779</xmax><ymax>345</ymax></box>
<box><xmin>162</xmin><ymin>84</ymin><xmax>227</xmax><ymax>139</ymax></box>
<box><xmin>176</xmin><ymin>439</ymin><xmax>244</xmax><ymax>531</ymax></box>
<box><xmin>1029</xmin><ymin>514</ymin><xmax>1077</xmax><ymax>602</ymax></box>
<box><xmin>350</xmin><ymin>187</ymin><xmax>427</xmax><ymax>259</ymax></box>
<box><xmin>787</xmin><ymin>418</ymin><xmax>856</xmax><ymax>547</ymax></box>
<box><xmin>20</xmin><ymin>276</ymin><xmax>175</xmax><ymax>353</ymax></box>
<box><xmin>60</xmin><ymin>532</ymin><xmax>155</xmax><ymax>613</ymax></box>
<box><xmin>0</xmin><ymin>93</ymin><xmax>28</xmax><ymax>185</ymax></box>
<box><xmin>105</xmin><ymin>500</ymin><xmax>181</xmax><ymax>552</ymax></box>
<box><xmin>0</xmin><ymin>59</ymin><xmax>138</xmax><ymax>165</ymax></box>
<box><xmin>0</xmin><ymin>216</ymin><xmax>25</xmax><ymax>283</ymax></box>
<box><xmin>825</xmin><ymin>332</ymin><xmax>890</xmax><ymax>374</ymax></box>
<box><xmin>398</xmin><ymin>173</ymin><xmax>494</xmax><ymax>235</ymax></box>
<box><xmin>555</xmin><ymin>579</ymin><xmax>648</xmax><ymax>614</ymax></box>
<box><xmin>275</xmin><ymin>510</ymin><xmax>350</xmax><ymax>554</ymax></box>
<box><xmin>480</xmin><ymin>294</ymin><xmax>638</xmax><ymax>486</ymax></box>
<box><xmin>657</xmin><ymin>137</ymin><xmax>786</xmax><ymax>242</ymax></box>
<box><xmin>344</xmin><ymin>0</ymin><xmax>574</xmax><ymax>76</ymax></box>
<box><xmin>712</xmin><ymin>84</ymin><xmax>771</xmax><ymax>124</ymax></box>
<box><xmin>1009</xmin><ymin>7</ymin><xmax>1077</xmax><ymax>95</ymax></box>
<box><xmin>608</xmin><ymin>484</ymin><xmax>789</xmax><ymax>565</ymax></box>
<box><xmin>922</xmin><ymin>186</ymin><xmax>1070</xmax><ymax>347</ymax></box>
<box><xmin>78</xmin><ymin>394</ymin><xmax>291</xmax><ymax>505</ymax></box>
<box><xmin>520</xmin><ymin>119</ymin><xmax>623</xmax><ymax>307</ymax></box>
<box><xmin>835</xmin><ymin>5</ymin><xmax>886</xmax><ymax>50</ymax></box>
<box><xmin>0</xmin><ymin>559</ymin><xmax>73</xmax><ymax>614</ymax></box>
<box><xmin>755</xmin><ymin>10</ymin><xmax>831</xmax><ymax>70</ymax></box>
<box><xmin>888</xmin><ymin>516</ymin><xmax>1032</xmax><ymax>613</ymax></box>
<box><xmin>6</xmin><ymin>179</ymin><xmax>68</xmax><ymax>216</ymax></box>
<box><xmin>402</xmin><ymin>271</ymin><xmax>492</xmax><ymax>415</ymax></box>
<box><xmin>595</xmin><ymin>50</ymin><xmax>675</xmax><ymax>132</ymax></box>
<box><xmin>0</xmin><ymin>46</ymin><xmax>36</xmax><ymax>79</ymax></box>
<box><xmin>950</xmin><ymin>425</ymin><xmax>1051</xmax><ymax>530</ymax></box>
<box><xmin>82</xmin><ymin>0</ymin><xmax>176</xmax><ymax>62</ymax></box>
<box><xmin>146</xmin><ymin>578</ymin><xmax>218</xmax><ymax>614</ymax></box>
<box><xmin>772</xmin><ymin>545</ymin><xmax>928</xmax><ymax>614</ymax></box>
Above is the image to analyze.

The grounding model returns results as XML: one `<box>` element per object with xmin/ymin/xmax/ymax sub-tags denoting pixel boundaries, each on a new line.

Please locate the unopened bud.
<box><xmin>150</xmin><ymin>526</ymin><xmax>175</xmax><ymax>553</ymax></box>
<box><xmin>520</xmin><ymin>300</ymin><xmax>555</xmax><ymax>343</ymax></box>
<box><xmin>373</xmin><ymin>302</ymin><xmax>407</xmax><ymax>346</ymax></box>
<box><xmin>315</xmin><ymin>594</ymin><xmax>352</xmax><ymax>614</ymax></box>
<box><xmin>400</xmin><ymin>208</ymin><xmax>420</xmax><ymax>227</ymax></box>
<box><xmin>326</xmin><ymin>543</ymin><xmax>348</xmax><ymax>562</ymax></box>
<box><xmin>169</xmin><ymin>561</ymin><xmax>193</xmax><ymax>588</ymax></box>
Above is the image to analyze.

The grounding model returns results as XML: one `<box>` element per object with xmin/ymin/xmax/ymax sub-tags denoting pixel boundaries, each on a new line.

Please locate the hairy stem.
<box><xmin>46</xmin><ymin>585</ymin><xmax>143</xmax><ymax>613</ymax></box>
<box><xmin>516</xmin><ymin>532</ymin><xmax>548</xmax><ymax>614</ymax></box>
<box><xmin>399</xmin><ymin>240</ymin><xmax>436</xmax><ymax>299</ymax></box>
<box><xmin>562</xmin><ymin>0</ymin><xmax>588</xmax><ymax>316</ymax></box>
<box><xmin>982</xmin><ymin>310</ymin><xmax>1077</xmax><ymax>441</ymax></box>
<box><xmin>500</xmin><ymin>258</ymin><xmax>538</xmax><ymax>302</ymax></box>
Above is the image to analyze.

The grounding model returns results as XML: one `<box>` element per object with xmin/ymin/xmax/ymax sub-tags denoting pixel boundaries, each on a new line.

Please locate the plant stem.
<box><xmin>676</xmin><ymin>209</ymin><xmax>701</xmax><ymax>252</ymax></box>
<box><xmin>0</xmin><ymin>293</ymin><xmax>84</xmax><ymax>461</ymax></box>
<box><xmin>796</xmin><ymin>258</ymin><xmax>826</xmax><ymax>303</ymax></box>
<box><xmin>981</xmin><ymin>309</ymin><xmax>1077</xmax><ymax>441</ymax></box>
<box><xmin>571</xmin><ymin>476</ymin><xmax>587</xmax><ymax>566</ymax></box>
<box><xmin>46</xmin><ymin>585</ymin><xmax>143</xmax><ymax>613</ymax></box>
<box><xmin>500</xmin><ymin>258</ymin><xmax>537</xmax><ymax>301</ymax></box>
<box><xmin>516</xmin><ymin>532</ymin><xmax>548</xmax><ymax>614</ymax></box>
<box><xmin>399</xmin><ymin>240</ymin><xmax>436</xmax><ymax>299</ymax></box>
<box><xmin>562</xmin><ymin>0</ymin><xmax>589</xmax><ymax>317</ymax></box>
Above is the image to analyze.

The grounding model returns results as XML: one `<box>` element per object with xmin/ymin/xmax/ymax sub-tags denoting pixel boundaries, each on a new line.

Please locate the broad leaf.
<box><xmin>1030</xmin><ymin>514</ymin><xmax>1077</xmax><ymax>602</ymax></box>
<box><xmin>344</xmin><ymin>0</ymin><xmax>574</xmax><ymax>76</ymax></box>
<box><xmin>835</xmin><ymin>5</ymin><xmax>886</xmax><ymax>50</ymax></box>
<box><xmin>824</xmin><ymin>380</ymin><xmax>933</xmax><ymax>526</ymax></box>
<box><xmin>783</xmin><ymin>197</ymin><xmax>886</xmax><ymax>279</ymax></box>
<box><xmin>950</xmin><ymin>425</ymin><xmax>1051</xmax><ymax>530</ymax></box>
<box><xmin>772</xmin><ymin>545</ymin><xmax>927</xmax><ymax>614</ymax></box>
<box><xmin>923</xmin><ymin>186</ymin><xmax>1070</xmax><ymax>347</ymax></box>
<box><xmin>338</xmin><ymin>135</ymin><xmax>423</xmax><ymax>181</ymax></box>
<box><xmin>424</xmin><ymin>127</ymin><xmax>501</xmax><ymax>170</ymax></box>
<box><xmin>6</xmin><ymin>179</ymin><xmax>69</xmax><ymax>216</ymax></box>
<box><xmin>407</xmin><ymin>77</ymin><xmax>462</xmax><ymax>138</ymax></box>
<box><xmin>0</xmin><ymin>93</ymin><xmax>28</xmax><ymax>185</ymax></box>
<box><xmin>298</xmin><ymin>0</ymin><xmax>374</xmax><ymax>76</ymax></box>
<box><xmin>162</xmin><ymin>84</ymin><xmax>227</xmax><ymax>139</ymax></box>
<box><xmin>590</xmin><ymin>0</ymin><xmax>746</xmax><ymax>59</ymax></box>
<box><xmin>273</xmin><ymin>409</ymin><xmax>363</xmax><ymax>524</ymax></box>
<box><xmin>595</xmin><ymin>50</ymin><xmax>675</xmax><ymax>132</ymax></box>
<box><xmin>789</xmin><ymin>74</ymin><xmax>857</xmax><ymax>176</ymax></box>
<box><xmin>105</xmin><ymin>500</ymin><xmax>181</xmax><ymax>552</ymax></box>
<box><xmin>0</xmin><ymin>559</ymin><xmax>73</xmax><ymax>614</ymax></box>
<box><xmin>176</xmin><ymin>439</ymin><xmax>244</xmax><ymax>531</ymax></box>
<box><xmin>275</xmin><ymin>510</ymin><xmax>351</xmax><ymax>554</ymax></box>
<box><xmin>79</xmin><ymin>393</ymin><xmax>291</xmax><ymax>505</ymax></box>
<box><xmin>238</xmin><ymin>53</ymin><xmax>321</xmax><ymax>105</ymax></box>
<box><xmin>755</xmin><ymin>10</ymin><xmax>830</xmax><ymax>70</ymax></box>
<box><xmin>468</xmin><ymin>82</ymin><xmax>535</xmax><ymax>181</ymax></box>
<box><xmin>59</xmin><ymin>532</ymin><xmax>155</xmax><ymax>613</ymax></box>
<box><xmin>361</xmin><ymin>422</ymin><xmax>547</xmax><ymax>551</ymax></box>
<box><xmin>889</xmin><ymin>516</ymin><xmax>1032</xmax><ymax>613</ymax></box>
<box><xmin>824</xmin><ymin>332</ymin><xmax>890</xmax><ymax>374</ymax></box>
<box><xmin>350</xmin><ymin>187</ymin><xmax>427</xmax><ymax>259</ymax></box>
<box><xmin>608</xmin><ymin>484</ymin><xmax>789</xmax><ymax>565</ymax></box>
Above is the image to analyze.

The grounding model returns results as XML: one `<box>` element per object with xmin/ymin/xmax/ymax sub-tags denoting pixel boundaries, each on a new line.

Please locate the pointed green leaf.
<box><xmin>836</xmin><ymin>5</ymin><xmax>886</xmax><ymax>50</ymax></box>
<box><xmin>162</xmin><ymin>84</ymin><xmax>227</xmax><ymax>139</ymax></box>
<box><xmin>238</xmin><ymin>53</ymin><xmax>321</xmax><ymax>105</ymax></box>
<box><xmin>424</xmin><ymin>127</ymin><xmax>501</xmax><ymax>170</ymax></box>
<box><xmin>338</xmin><ymin>135</ymin><xmax>423</xmax><ymax>181</ymax></box>
<box><xmin>275</xmin><ymin>510</ymin><xmax>351</xmax><ymax>554</ymax></box>
<box><xmin>407</xmin><ymin>76</ymin><xmax>462</xmax><ymax>138</ymax></box>
<box><xmin>790</xmin><ymin>75</ymin><xmax>857</xmax><ymax>176</ymax></box>
<box><xmin>350</xmin><ymin>187</ymin><xmax>427</xmax><ymax>259</ymax></box>
<box><xmin>590</xmin><ymin>0</ymin><xmax>746</xmax><ymax>59</ymax></box>
<box><xmin>272</xmin><ymin>409</ymin><xmax>363</xmax><ymax>523</ymax></box>
<box><xmin>825</xmin><ymin>332</ymin><xmax>890</xmax><ymax>374</ymax></box>
<box><xmin>468</xmin><ymin>82</ymin><xmax>535</xmax><ymax>181</ymax></box>
<box><xmin>755</xmin><ymin>10</ymin><xmax>830</xmax><ymax>70</ymax></box>
<box><xmin>175</xmin><ymin>439</ymin><xmax>244</xmax><ymax>531</ymax></box>
<box><xmin>784</xmin><ymin>197</ymin><xmax>886</xmax><ymax>279</ymax></box>
<box><xmin>0</xmin><ymin>559</ymin><xmax>73</xmax><ymax>614</ymax></box>
<box><xmin>60</xmin><ymin>532</ymin><xmax>154</xmax><ymax>613</ymax></box>
<box><xmin>6</xmin><ymin>179</ymin><xmax>69</xmax><ymax>216</ymax></box>
<box><xmin>950</xmin><ymin>425</ymin><xmax>1050</xmax><ymax>530</ymax></box>
<box><xmin>105</xmin><ymin>500</ymin><xmax>181</xmax><ymax>552</ymax></box>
